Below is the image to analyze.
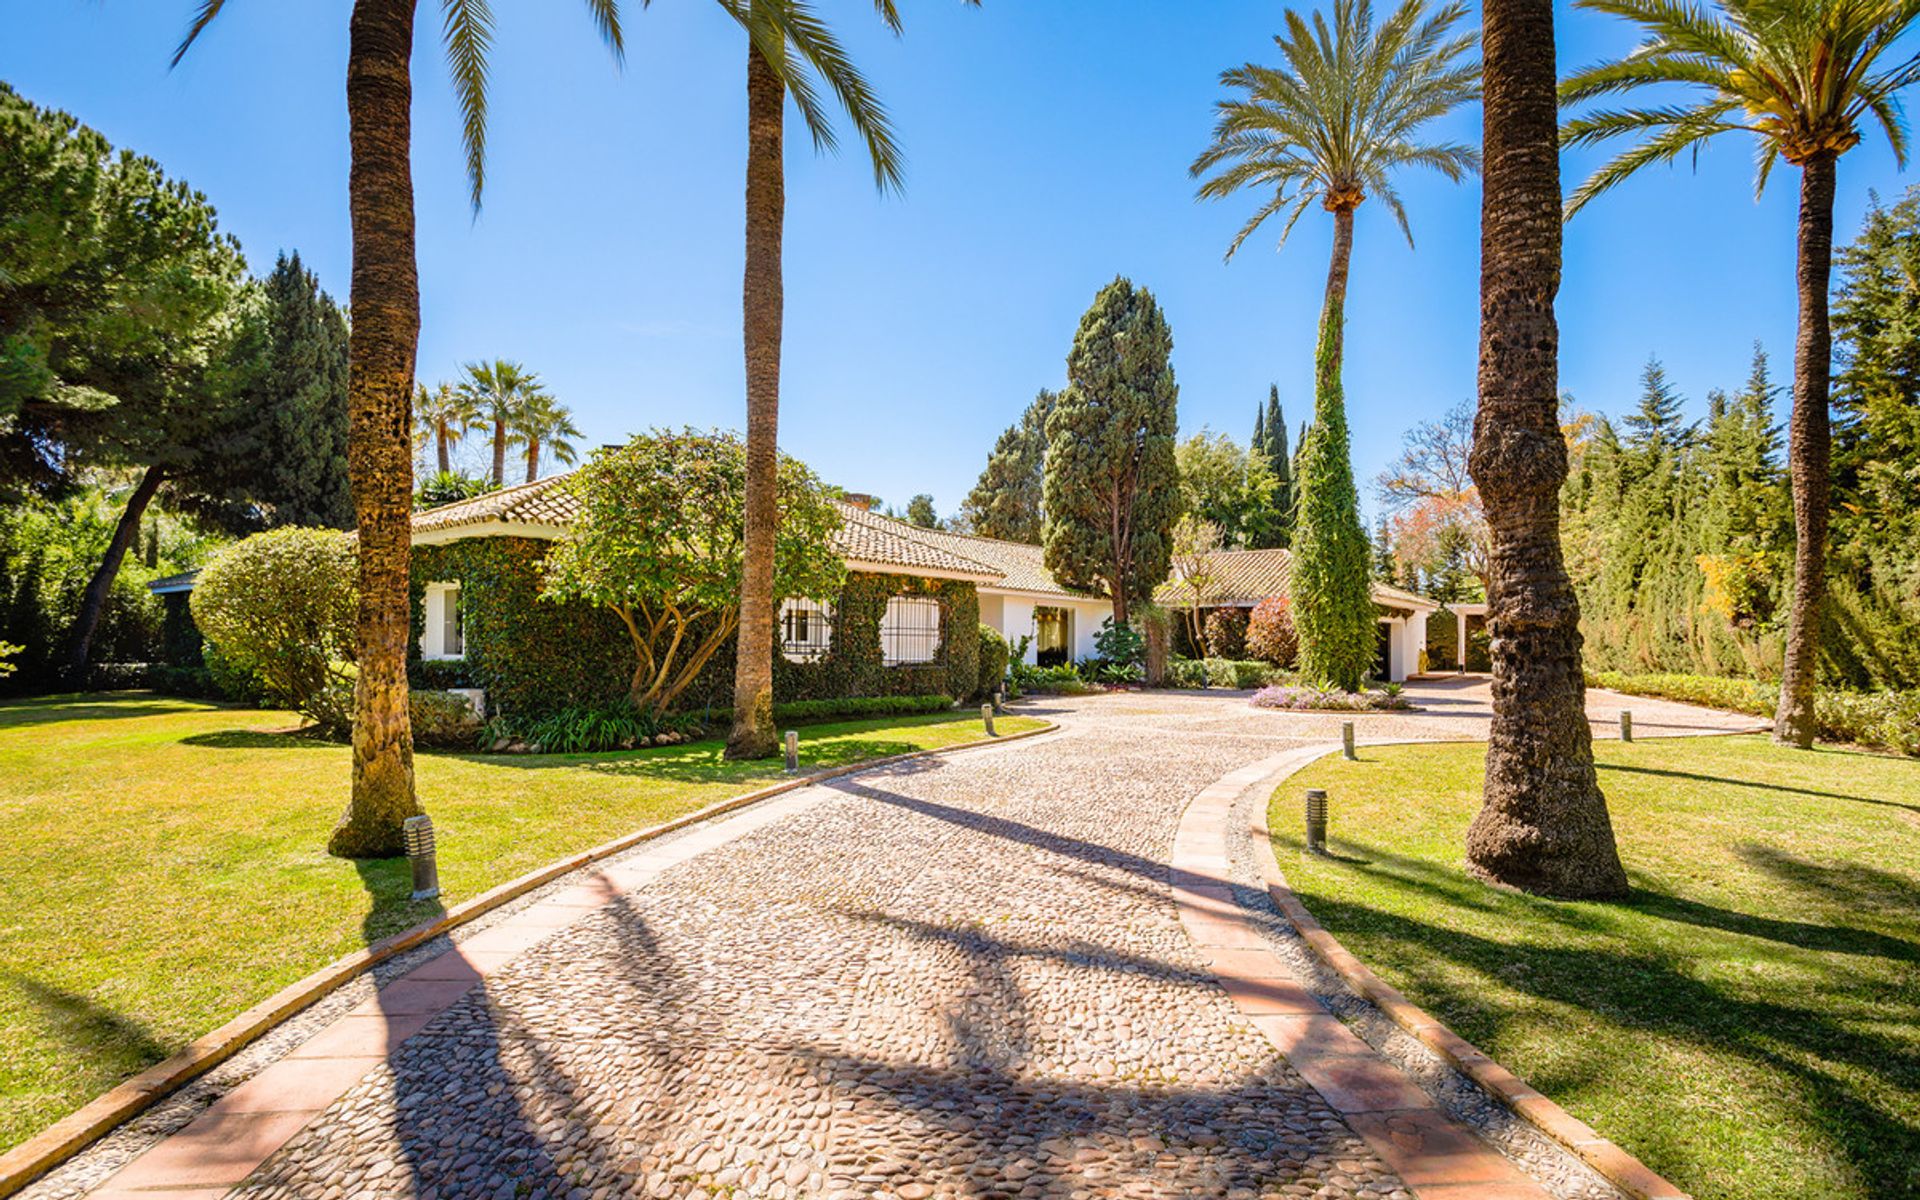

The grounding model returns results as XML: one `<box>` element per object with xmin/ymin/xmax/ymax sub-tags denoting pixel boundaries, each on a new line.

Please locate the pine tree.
<box><xmin>1622</xmin><ymin>356</ymin><xmax>1691</xmax><ymax>466</ymax></box>
<box><xmin>1042</xmin><ymin>277</ymin><xmax>1180</xmax><ymax>627</ymax></box>
<box><xmin>962</xmin><ymin>389</ymin><xmax>1055</xmax><ymax>542</ymax></box>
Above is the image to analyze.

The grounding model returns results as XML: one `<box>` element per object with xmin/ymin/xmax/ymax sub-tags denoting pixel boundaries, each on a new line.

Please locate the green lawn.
<box><xmin>0</xmin><ymin>692</ymin><xmax>1041</xmax><ymax>1154</ymax></box>
<box><xmin>1272</xmin><ymin>735</ymin><xmax>1920</xmax><ymax>1200</ymax></box>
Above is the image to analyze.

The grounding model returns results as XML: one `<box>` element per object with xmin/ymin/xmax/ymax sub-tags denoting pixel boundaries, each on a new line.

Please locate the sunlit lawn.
<box><xmin>0</xmin><ymin>692</ymin><xmax>1041</xmax><ymax>1153</ymax></box>
<box><xmin>1273</xmin><ymin>735</ymin><xmax>1920</xmax><ymax>1200</ymax></box>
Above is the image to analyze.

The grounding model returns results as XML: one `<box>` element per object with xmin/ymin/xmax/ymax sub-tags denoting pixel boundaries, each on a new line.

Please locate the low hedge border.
<box><xmin>0</xmin><ymin>716</ymin><xmax>1059</xmax><ymax>1200</ymax></box>
<box><xmin>1587</xmin><ymin>670</ymin><xmax>1919</xmax><ymax>757</ymax></box>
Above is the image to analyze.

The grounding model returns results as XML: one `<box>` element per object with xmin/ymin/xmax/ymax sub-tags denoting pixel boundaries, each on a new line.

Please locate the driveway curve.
<box><xmin>65</xmin><ymin>680</ymin><xmax>1762</xmax><ymax>1200</ymax></box>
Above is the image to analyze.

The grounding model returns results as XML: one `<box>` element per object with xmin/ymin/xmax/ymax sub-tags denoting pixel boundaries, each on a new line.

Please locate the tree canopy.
<box><xmin>541</xmin><ymin>429</ymin><xmax>845</xmax><ymax>717</ymax></box>
<box><xmin>1042</xmin><ymin>278</ymin><xmax>1180</xmax><ymax>627</ymax></box>
<box><xmin>962</xmin><ymin>389</ymin><xmax>1054</xmax><ymax>542</ymax></box>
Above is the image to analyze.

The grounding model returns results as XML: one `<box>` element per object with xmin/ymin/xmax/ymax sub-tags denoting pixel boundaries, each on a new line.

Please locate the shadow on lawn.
<box><xmin>3</xmin><ymin>972</ymin><xmax>174</xmax><ymax>1074</ymax></box>
<box><xmin>440</xmin><ymin>736</ymin><xmax>940</xmax><ymax>783</ymax></box>
<box><xmin>1596</xmin><ymin>760</ymin><xmax>1920</xmax><ymax>813</ymax></box>
<box><xmin>1291</xmin><ymin>835</ymin><xmax>1920</xmax><ymax>1196</ymax></box>
<box><xmin>179</xmin><ymin>728</ymin><xmax>337</xmax><ymax>751</ymax></box>
<box><xmin>0</xmin><ymin>698</ymin><xmax>196</xmax><ymax>730</ymax></box>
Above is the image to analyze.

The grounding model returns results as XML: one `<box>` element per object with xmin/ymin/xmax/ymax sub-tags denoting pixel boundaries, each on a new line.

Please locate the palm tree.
<box><xmin>1464</xmin><ymin>0</ymin><xmax>1630</xmax><ymax>897</ymax></box>
<box><xmin>177</xmin><ymin>0</ymin><xmax>625</xmax><ymax>858</ymax></box>
<box><xmin>1560</xmin><ymin>0</ymin><xmax>1920</xmax><ymax>749</ymax></box>
<box><xmin>415</xmin><ymin>380</ymin><xmax>479</xmax><ymax>476</ymax></box>
<box><xmin>1192</xmin><ymin>0</ymin><xmax>1478</xmax><ymax>690</ymax></box>
<box><xmin>456</xmin><ymin>359</ymin><xmax>552</xmax><ymax>488</ymax></box>
<box><xmin>509</xmin><ymin>392</ymin><xmax>584</xmax><ymax>482</ymax></box>
<box><xmin>676</xmin><ymin>0</ymin><xmax>977</xmax><ymax>761</ymax></box>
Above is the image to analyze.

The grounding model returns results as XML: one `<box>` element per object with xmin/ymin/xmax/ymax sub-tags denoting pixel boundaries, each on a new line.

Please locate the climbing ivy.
<box><xmin>410</xmin><ymin>538</ymin><xmax>982</xmax><ymax>722</ymax></box>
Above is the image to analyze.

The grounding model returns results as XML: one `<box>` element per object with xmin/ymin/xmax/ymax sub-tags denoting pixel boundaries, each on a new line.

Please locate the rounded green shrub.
<box><xmin>977</xmin><ymin>623</ymin><xmax>1010</xmax><ymax>698</ymax></box>
<box><xmin>192</xmin><ymin>528</ymin><xmax>356</xmax><ymax>734</ymax></box>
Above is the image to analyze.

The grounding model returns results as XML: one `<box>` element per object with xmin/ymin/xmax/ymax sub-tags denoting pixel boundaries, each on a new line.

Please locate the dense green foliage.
<box><xmin>1043</xmin><ymin>277</ymin><xmax>1180</xmax><ymax>624</ymax></box>
<box><xmin>962</xmin><ymin>389</ymin><xmax>1054</xmax><ymax>541</ymax></box>
<box><xmin>1292</xmin><ymin>318</ymin><xmax>1376</xmax><ymax>690</ymax></box>
<box><xmin>977</xmin><ymin>623</ymin><xmax>1010</xmax><ymax>696</ymax></box>
<box><xmin>1176</xmin><ymin>429</ymin><xmax>1280</xmax><ymax>549</ymax></box>
<box><xmin>209</xmin><ymin>252</ymin><xmax>352</xmax><ymax>531</ymax></box>
<box><xmin>0</xmin><ymin>487</ymin><xmax>214</xmax><ymax>690</ymax></box>
<box><xmin>1829</xmin><ymin>186</ymin><xmax>1920</xmax><ymax>683</ymax></box>
<box><xmin>192</xmin><ymin>528</ymin><xmax>357</xmax><ymax>733</ymax></box>
<box><xmin>540</xmin><ymin>431</ymin><xmax>846</xmax><ymax>716</ymax></box>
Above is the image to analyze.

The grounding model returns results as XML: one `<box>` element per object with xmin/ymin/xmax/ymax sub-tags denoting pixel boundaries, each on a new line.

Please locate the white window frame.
<box><xmin>423</xmin><ymin>582</ymin><xmax>465</xmax><ymax>661</ymax></box>
<box><xmin>880</xmin><ymin>596</ymin><xmax>943</xmax><ymax>666</ymax></box>
<box><xmin>779</xmin><ymin>598</ymin><xmax>834</xmax><ymax>663</ymax></box>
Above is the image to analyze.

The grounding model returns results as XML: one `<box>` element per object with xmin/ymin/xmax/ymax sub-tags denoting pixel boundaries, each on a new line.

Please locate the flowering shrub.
<box><xmin>1245</xmin><ymin>595</ymin><xmax>1299</xmax><ymax>666</ymax></box>
<box><xmin>1249</xmin><ymin>684</ymin><xmax>1414</xmax><ymax>712</ymax></box>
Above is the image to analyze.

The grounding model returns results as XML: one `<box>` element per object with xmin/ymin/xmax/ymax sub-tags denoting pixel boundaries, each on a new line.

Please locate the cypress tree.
<box><xmin>1042</xmin><ymin>277</ymin><xmax>1180</xmax><ymax>626</ymax></box>
<box><xmin>1292</xmin><ymin>318</ymin><xmax>1375</xmax><ymax>690</ymax></box>
<box><xmin>1252</xmin><ymin>402</ymin><xmax>1267</xmax><ymax>457</ymax></box>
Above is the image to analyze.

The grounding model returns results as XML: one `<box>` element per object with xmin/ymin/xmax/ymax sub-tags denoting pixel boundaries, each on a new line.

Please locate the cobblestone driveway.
<box><xmin>69</xmin><ymin>680</ymin><xmax>1763</xmax><ymax>1200</ymax></box>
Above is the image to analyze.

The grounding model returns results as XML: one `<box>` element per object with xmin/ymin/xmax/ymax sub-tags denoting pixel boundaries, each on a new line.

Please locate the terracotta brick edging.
<box><xmin>1211</xmin><ymin>741</ymin><xmax>1694</xmax><ymax>1200</ymax></box>
<box><xmin>0</xmin><ymin>717</ymin><xmax>1058</xmax><ymax>1200</ymax></box>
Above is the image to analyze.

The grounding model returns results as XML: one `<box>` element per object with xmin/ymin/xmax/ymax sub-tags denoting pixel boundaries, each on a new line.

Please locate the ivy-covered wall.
<box><xmin>410</xmin><ymin>537</ymin><xmax>981</xmax><ymax>722</ymax></box>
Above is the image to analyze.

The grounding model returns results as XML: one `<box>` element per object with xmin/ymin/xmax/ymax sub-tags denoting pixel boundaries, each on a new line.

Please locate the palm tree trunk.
<box><xmin>329</xmin><ymin>0</ymin><xmax>424</xmax><ymax>860</ymax></box>
<box><xmin>491</xmin><ymin>418</ymin><xmax>507</xmax><ymax>487</ymax></box>
<box><xmin>525</xmin><ymin>436</ymin><xmax>540</xmax><ymax>483</ymax></box>
<box><xmin>726</xmin><ymin>35</ymin><xmax>785</xmax><ymax>761</ymax></box>
<box><xmin>435</xmin><ymin>426</ymin><xmax>450</xmax><ymax>475</ymax></box>
<box><xmin>1321</xmin><ymin>204</ymin><xmax>1354</xmax><ymax>375</ymax></box>
<box><xmin>1464</xmin><ymin>0</ymin><xmax>1626</xmax><ymax>899</ymax></box>
<box><xmin>61</xmin><ymin>463</ymin><xmax>166</xmax><ymax>683</ymax></box>
<box><xmin>1774</xmin><ymin>154</ymin><xmax>1836</xmax><ymax>749</ymax></box>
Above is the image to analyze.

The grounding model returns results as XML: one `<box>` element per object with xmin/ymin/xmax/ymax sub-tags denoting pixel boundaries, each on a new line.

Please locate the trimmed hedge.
<box><xmin>1167</xmin><ymin>656</ymin><xmax>1288</xmax><ymax>690</ymax></box>
<box><xmin>776</xmin><ymin>694</ymin><xmax>956</xmax><ymax>724</ymax></box>
<box><xmin>977</xmin><ymin>624</ymin><xmax>1010</xmax><ymax>698</ymax></box>
<box><xmin>1587</xmin><ymin>670</ymin><xmax>1920</xmax><ymax>757</ymax></box>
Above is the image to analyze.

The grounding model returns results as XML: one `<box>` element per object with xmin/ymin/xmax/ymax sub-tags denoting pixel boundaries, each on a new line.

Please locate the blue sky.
<box><xmin>3</xmin><ymin>1</ymin><xmax>1910</xmax><ymax>522</ymax></box>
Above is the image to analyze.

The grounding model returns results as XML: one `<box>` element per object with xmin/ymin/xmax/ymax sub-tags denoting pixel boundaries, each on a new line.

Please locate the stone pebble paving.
<box><xmin>46</xmin><ymin>679</ymin><xmax>1763</xmax><ymax>1200</ymax></box>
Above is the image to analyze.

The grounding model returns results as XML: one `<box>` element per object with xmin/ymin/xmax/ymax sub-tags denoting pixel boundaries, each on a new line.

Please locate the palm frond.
<box><xmin>780</xmin><ymin>0</ymin><xmax>905</xmax><ymax>191</ymax></box>
<box><xmin>1193</xmin><ymin>0</ymin><xmax>1477</xmax><ymax>258</ymax></box>
<box><xmin>582</xmin><ymin>0</ymin><xmax>626</xmax><ymax>63</ymax></box>
<box><xmin>1564</xmin><ymin>114</ymin><xmax>1729</xmax><ymax>217</ymax></box>
<box><xmin>171</xmin><ymin>0</ymin><xmax>229</xmax><ymax>67</ymax></box>
<box><xmin>442</xmin><ymin>0</ymin><xmax>497</xmax><ymax>211</ymax></box>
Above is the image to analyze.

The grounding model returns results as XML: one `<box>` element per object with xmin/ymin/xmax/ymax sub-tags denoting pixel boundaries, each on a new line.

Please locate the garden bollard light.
<box><xmin>1620</xmin><ymin>710</ymin><xmax>1634</xmax><ymax>743</ymax></box>
<box><xmin>784</xmin><ymin>730</ymin><xmax>798</xmax><ymax>773</ymax></box>
<box><xmin>982</xmin><ymin>704</ymin><xmax>997</xmax><ymax>736</ymax></box>
<box><xmin>404</xmin><ymin>815</ymin><xmax>440</xmax><ymax>902</ymax></box>
<box><xmin>1305</xmin><ymin>789</ymin><xmax>1328</xmax><ymax>855</ymax></box>
<box><xmin>1342</xmin><ymin>721</ymin><xmax>1356</xmax><ymax>761</ymax></box>
<box><xmin>992</xmin><ymin>690</ymin><xmax>1005</xmax><ymax>714</ymax></box>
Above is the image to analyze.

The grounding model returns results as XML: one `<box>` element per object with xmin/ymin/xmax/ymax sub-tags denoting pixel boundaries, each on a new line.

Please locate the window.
<box><xmin>443</xmin><ymin>584</ymin><xmax>463</xmax><ymax>656</ymax></box>
<box><xmin>1034</xmin><ymin>605</ymin><xmax>1071</xmax><ymax>667</ymax></box>
<box><xmin>880</xmin><ymin>596</ymin><xmax>942</xmax><ymax>665</ymax></box>
<box><xmin>780</xmin><ymin>598</ymin><xmax>833</xmax><ymax>662</ymax></box>
<box><xmin>423</xmin><ymin>583</ymin><xmax>464</xmax><ymax>660</ymax></box>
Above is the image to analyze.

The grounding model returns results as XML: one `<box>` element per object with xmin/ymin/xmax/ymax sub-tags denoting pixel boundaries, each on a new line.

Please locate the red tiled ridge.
<box><xmin>1180</xmin><ymin>742</ymin><xmax>1693</xmax><ymax>1200</ymax></box>
<box><xmin>0</xmin><ymin>720</ymin><xmax>1058</xmax><ymax>1200</ymax></box>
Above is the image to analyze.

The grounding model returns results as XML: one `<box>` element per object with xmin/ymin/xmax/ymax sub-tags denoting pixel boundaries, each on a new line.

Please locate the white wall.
<box><xmin>421</xmin><ymin>582</ymin><xmax>462</xmax><ymax>660</ymax></box>
<box><xmin>984</xmin><ymin>593</ymin><xmax>1111</xmax><ymax>664</ymax></box>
